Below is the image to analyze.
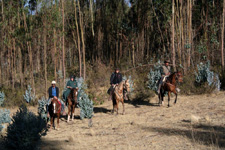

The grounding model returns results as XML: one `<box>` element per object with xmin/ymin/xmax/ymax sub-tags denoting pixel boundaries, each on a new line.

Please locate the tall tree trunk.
<box><xmin>43</xmin><ymin>27</ymin><xmax>47</xmax><ymax>98</ymax></box>
<box><xmin>17</xmin><ymin>6</ymin><xmax>24</xmax><ymax>88</ymax></box>
<box><xmin>53</xmin><ymin>28</ymin><xmax>57</xmax><ymax>80</ymax></box>
<box><xmin>187</xmin><ymin>0</ymin><xmax>192</xmax><ymax>67</ymax></box>
<box><xmin>78</xmin><ymin>0</ymin><xmax>86</xmax><ymax>80</ymax></box>
<box><xmin>172</xmin><ymin>0</ymin><xmax>176</xmax><ymax>70</ymax></box>
<box><xmin>221</xmin><ymin>0</ymin><xmax>225</xmax><ymax>69</ymax></box>
<box><xmin>62</xmin><ymin>0</ymin><xmax>66</xmax><ymax>85</ymax></box>
<box><xmin>89</xmin><ymin>0</ymin><xmax>94</xmax><ymax>37</ymax></box>
<box><xmin>1</xmin><ymin>0</ymin><xmax>4</xmax><ymax>84</ymax></box>
<box><xmin>74</xmin><ymin>0</ymin><xmax>82</xmax><ymax>77</ymax></box>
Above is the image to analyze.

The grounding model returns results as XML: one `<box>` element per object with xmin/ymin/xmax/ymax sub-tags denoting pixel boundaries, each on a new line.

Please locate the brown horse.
<box><xmin>49</xmin><ymin>97</ymin><xmax>61</xmax><ymax>129</ymax></box>
<box><xmin>67</xmin><ymin>88</ymin><xmax>78</xmax><ymax>122</ymax></box>
<box><xmin>159</xmin><ymin>71</ymin><xmax>183</xmax><ymax>107</ymax></box>
<box><xmin>112</xmin><ymin>80</ymin><xmax>130</xmax><ymax>115</ymax></box>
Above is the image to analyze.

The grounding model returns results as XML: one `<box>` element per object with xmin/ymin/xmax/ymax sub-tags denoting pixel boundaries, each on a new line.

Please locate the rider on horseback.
<box><xmin>108</xmin><ymin>68</ymin><xmax>123</xmax><ymax>100</ymax></box>
<box><xmin>62</xmin><ymin>75</ymin><xmax>78</xmax><ymax>105</ymax></box>
<box><xmin>157</xmin><ymin>60</ymin><xmax>171</xmax><ymax>94</ymax></box>
<box><xmin>47</xmin><ymin>81</ymin><xmax>65</xmax><ymax>116</ymax></box>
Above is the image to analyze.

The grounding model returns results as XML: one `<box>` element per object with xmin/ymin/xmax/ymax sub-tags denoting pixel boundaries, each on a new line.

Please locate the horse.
<box><xmin>158</xmin><ymin>71</ymin><xmax>183</xmax><ymax>107</ymax></box>
<box><xmin>48</xmin><ymin>97</ymin><xmax>61</xmax><ymax>129</ymax></box>
<box><xmin>112</xmin><ymin>80</ymin><xmax>130</xmax><ymax>115</ymax></box>
<box><xmin>67</xmin><ymin>88</ymin><xmax>78</xmax><ymax>122</ymax></box>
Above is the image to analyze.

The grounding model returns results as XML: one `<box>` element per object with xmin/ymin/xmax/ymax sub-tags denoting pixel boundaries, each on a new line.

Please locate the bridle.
<box><xmin>72</xmin><ymin>88</ymin><xmax>78</xmax><ymax>102</ymax></box>
<box><xmin>175</xmin><ymin>72</ymin><xmax>183</xmax><ymax>83</ymax></box>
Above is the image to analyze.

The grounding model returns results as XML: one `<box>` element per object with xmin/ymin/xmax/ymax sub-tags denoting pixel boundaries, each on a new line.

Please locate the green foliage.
<box><xmin>0</xmin><ymin>91</ymin><xmax>5</xmax><ymax>106</ymax></box>
<box><xmin>79</xmin><ymin>95</ymin><xmax>94</xmax><ymax>120</ymax></box>
<box><xmin>23</xmin><ymin>85</ymin><xmax>36</xmax><ymax>103</ymax></box>
<box><xmin>4</xmin><ymin>105</ymin><xmax>46</xmax><ymax>150</ymax></box>
<box><xmin>38</xmin><ymin>97</ymin><xmax>48</xmax><ymax>121</ymax></box>
<box><xmin>195</xmin><ymin>61</ymin><xmax>220</xmax><ymax>91</ymax></box>
<box><xmin>147</xmin><ymin>61</ymin><xmax>162</xmax><ymax>92</ymax></box>
<box><xmin>76</xmin><ymin>77</ymin><xmax>93</xmax><ymax>120</ymax></box>
<box><xmin>0</xmin><ymin>109</ymin><xmax>11</xmax><ymax>132</ymax></box>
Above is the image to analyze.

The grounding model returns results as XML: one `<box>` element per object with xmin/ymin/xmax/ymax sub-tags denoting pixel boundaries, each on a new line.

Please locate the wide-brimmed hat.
<box><xmin>51</xmin><ymin>81</ymin><xmax>56</xmax><ymax>84</ymax></box>
<box><xmin>115</xmin><ymin>68</ymin><xmax>120</xmax><ymax>71</ymax></box>
<box><xmin>164</xmin><ymin>60</ymin><xmax>170</xmax><ymax>63</ymax></box>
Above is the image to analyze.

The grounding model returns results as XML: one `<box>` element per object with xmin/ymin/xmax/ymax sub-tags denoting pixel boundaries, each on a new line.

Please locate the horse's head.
<box><xmin>123</xmin><ymin>80</ymin><xmax>130</xmax><ymax>93</ymax></box>
<box><xmin>51</xmin><ymin>98</ymin><xmax>60</xmax><ymax>114</ymax></box>
<box><xmin>72</xmin><ymin>88</ymin><xmax>79</xmax><ymax>102</ymax></box>
<box><xmin>175</xmin><ymin>71</ymin><xmax>183</xmax><ymax>83</ymax></box>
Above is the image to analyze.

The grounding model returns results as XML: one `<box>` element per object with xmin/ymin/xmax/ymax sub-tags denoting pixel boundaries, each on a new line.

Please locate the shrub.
<box><xmin>0</xmin><ymin>109</ymin><xmax>11</xmax><ymax>132</ymax></box>
<box><xmin>76</xmin><ymin>77</ymin><xmax>93</xmax><ymax>120</ymax></box>
<box><xmin>147</xmin><ymin>61</ymin><xmax>162</xmax><ymax>92</ymax></box>
<box><xmin>0</xmin><ymin>91</ymin><xmax>5</xmax><ymax>106</ymax></box>
<box><xmin>38</xmin><ymin>97</ymin><xmax>48</xmax><ymax>121</ymax></box>
<box><xmin>23</xmin><ymin>85</ymin><xmax>36</xmax><ymax>103</ymax></box>
<box><xmin>4</xmin><ymin>105</ymin><xmax>46</xmax><ymax>150</ymax></box>
<box><xmin>195</xmin><ymin>61</ymin><xmax>221</xmax><ymax>91</ymax></box>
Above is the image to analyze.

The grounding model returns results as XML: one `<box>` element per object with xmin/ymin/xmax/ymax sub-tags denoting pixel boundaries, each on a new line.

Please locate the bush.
<box><xmin>147</xmin><ymin>61</ymin><xmax>162</xmax><ymax>92</ymax></box>
<box><xmin>38</xmin><ymin>97</ymin><xmax>48</xmax><ymax>121</ymax></box>
<box><xmin>0</xmin><ymin>91</ymin><xmax>5</xmax><ymax>106</ymax></box>
<box><xmin>4</xmin><ymin>105</ymin><xmax>46</xmax><ymax>150</ymax></box>
<box><xmin>23</xmin><ymin>85</ymin><xmax>36</xmax><ymax>103</ymax></box>
<box><xmin>0</xmin><ymin>109</ymin><xmax>11</xmax><ymax>132</ymax></box>
<box><xmin>76</xmin><ymin>77</ymin><xmax>94</xmax><ymax>120</ymax></box>
<box><xmin>195</xmin><ymin>61</ymin><xmax>221</xmax><ymax>91</ymax></box>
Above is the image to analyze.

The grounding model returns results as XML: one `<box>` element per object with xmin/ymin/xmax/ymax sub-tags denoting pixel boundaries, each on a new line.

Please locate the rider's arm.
<box><xmin>110</xmin><ymin>73</ymin><xmax>115</xmax><ymax>85</ymax></box>
<box><xmin>56</xmin><ymin>87</ymin><xmax>59</xmax><ymax>98</ymax></box>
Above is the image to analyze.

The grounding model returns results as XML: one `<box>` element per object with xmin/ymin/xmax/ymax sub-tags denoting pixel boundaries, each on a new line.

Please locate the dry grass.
<box><xmin>1</xmin><ymin>92</ymin><xmax>225</xmax><ymax>150</ymax></box>
<box><xmin>35</xmin><ymin>91</ymin><xmax>225</xmax><ymax>150</ymax></box>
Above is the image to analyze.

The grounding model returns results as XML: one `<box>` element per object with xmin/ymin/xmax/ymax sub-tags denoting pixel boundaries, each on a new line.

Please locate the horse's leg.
<box><xmin>161</xmin><ymin>91</ymin><xmax>164</xmax><ymax>106</ymax></box>
<box><xmin>167</xmin><ymin>92</ymin><xmax>171</xmax><ymax>107</ymax></box>
<box><xmin>72</xmin><ymin>103</ymin><xmax>75</xmax><ymax>121</ymax></box>
<box><xmin>50</xmin><ymin>116</ymin><xmax>53</xmax><ymax>129</ymax></box>
<box><xmin>57</xmin><ymin>114</ymin><xmax>60</xmax><ymax>129</ymax></box>
<box><xmin>67</xmin><ymin>102</ymin><xmax>71</xmax><ymax>122</ymax></box>
<box><xmin>158</xmin><ymin>93</ymin><xmax>161</xmax><ymax>105</ymax></box>
<box><xmin>173</xmin><ymin>90</ymin><xmax>177</xmax><ymax>104</ymax></box>
<box><xmin>122</xmin><ymin>100</ymin><xmax>125</xmax><ymax>115</ymax></box>
<box><xmin>116</xmin><ymin>100</ymin><xmax>119</xmax><ymax>115</ymax></box>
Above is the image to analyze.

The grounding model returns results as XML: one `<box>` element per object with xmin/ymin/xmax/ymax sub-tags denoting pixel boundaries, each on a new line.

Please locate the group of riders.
<box><xmin>46</xmin><ymin>60</ymin><xmax>172</xmax><ymax>116</ymax></box>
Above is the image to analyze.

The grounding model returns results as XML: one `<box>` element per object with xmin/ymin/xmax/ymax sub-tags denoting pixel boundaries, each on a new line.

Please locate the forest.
<box><xmin>0</xmin><ymin>0</ymin><xmax>225</xmax><ymax>103</ymax></box>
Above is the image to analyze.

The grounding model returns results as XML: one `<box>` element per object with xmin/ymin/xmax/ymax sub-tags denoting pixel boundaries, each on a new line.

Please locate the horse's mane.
<box><xmin>115</xmin><ymin>81</ymin><xmax>125</xmax><ymax>91</ymax></box>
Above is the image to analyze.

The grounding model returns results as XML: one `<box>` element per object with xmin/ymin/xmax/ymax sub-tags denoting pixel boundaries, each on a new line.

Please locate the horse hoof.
<box><xmin>122</xmin><ymin>112</ymin><xmax>125</xmax><ymax>115</ymax></box>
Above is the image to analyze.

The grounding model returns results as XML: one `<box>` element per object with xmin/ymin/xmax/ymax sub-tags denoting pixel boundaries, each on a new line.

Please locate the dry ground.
<box><xmin>3</xmin><ymin>92</ymin><xmax>225</xmax><ymax>150</ymax></box>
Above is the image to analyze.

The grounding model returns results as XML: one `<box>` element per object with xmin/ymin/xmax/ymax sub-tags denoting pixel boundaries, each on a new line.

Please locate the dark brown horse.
<box><xmin>49</xmin><ymin>97</ymin><xmax>61</xmax><ymax>129</ymax></box>
<box><xmin>112</xmin><ymin>80</ymin><xmax>130</xmax><ymax>115</ymax></box>
<box><xmin>158</xmin><ymin>71</ymin><xmax>183</xmax><ymax>107</ymax></box>
<box><xmin>67</xmin><ymin>88</ymin><xmax>78</xmax><ymax>122</ymax></box>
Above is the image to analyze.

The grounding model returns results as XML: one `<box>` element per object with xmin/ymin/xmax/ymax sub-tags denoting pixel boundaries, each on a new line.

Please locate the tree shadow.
<box><xmin>94</xmin><ymin>107</ymin><xmax>111</xmax><ymax>113</ymax></box>
<box><xmin>37</xmin><ymin>139</ymin><xmax>66</xmax><ymax>150</ymax></box>
<box><xmin>125</xmin><ymin>95</ymin><xmax>159</xmax><ymax>108</ymax></box>
<box><xmin>141</xmin><ymin>123</ymin><xmax>225</xmax><ymax>148</ymax></box>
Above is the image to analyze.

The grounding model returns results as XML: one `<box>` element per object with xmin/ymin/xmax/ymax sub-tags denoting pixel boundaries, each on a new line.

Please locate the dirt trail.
<box><xmin>37</xmin><ymin>92</ymin><xmax>225</xmax><ymax>150</ymax></box>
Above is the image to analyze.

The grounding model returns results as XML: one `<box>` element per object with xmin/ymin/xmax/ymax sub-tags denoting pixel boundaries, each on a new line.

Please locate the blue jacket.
<box><xmin>48</xmin><ymin>86</ymin><xmax>59</xmax><ymax>99</ymax></box>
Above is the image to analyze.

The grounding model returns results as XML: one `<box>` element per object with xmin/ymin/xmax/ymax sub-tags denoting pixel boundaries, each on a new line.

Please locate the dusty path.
<box><xmin>38</xmin><ymin>92</ymin><xmax>225</xmax><ymax>150</ymax></box>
